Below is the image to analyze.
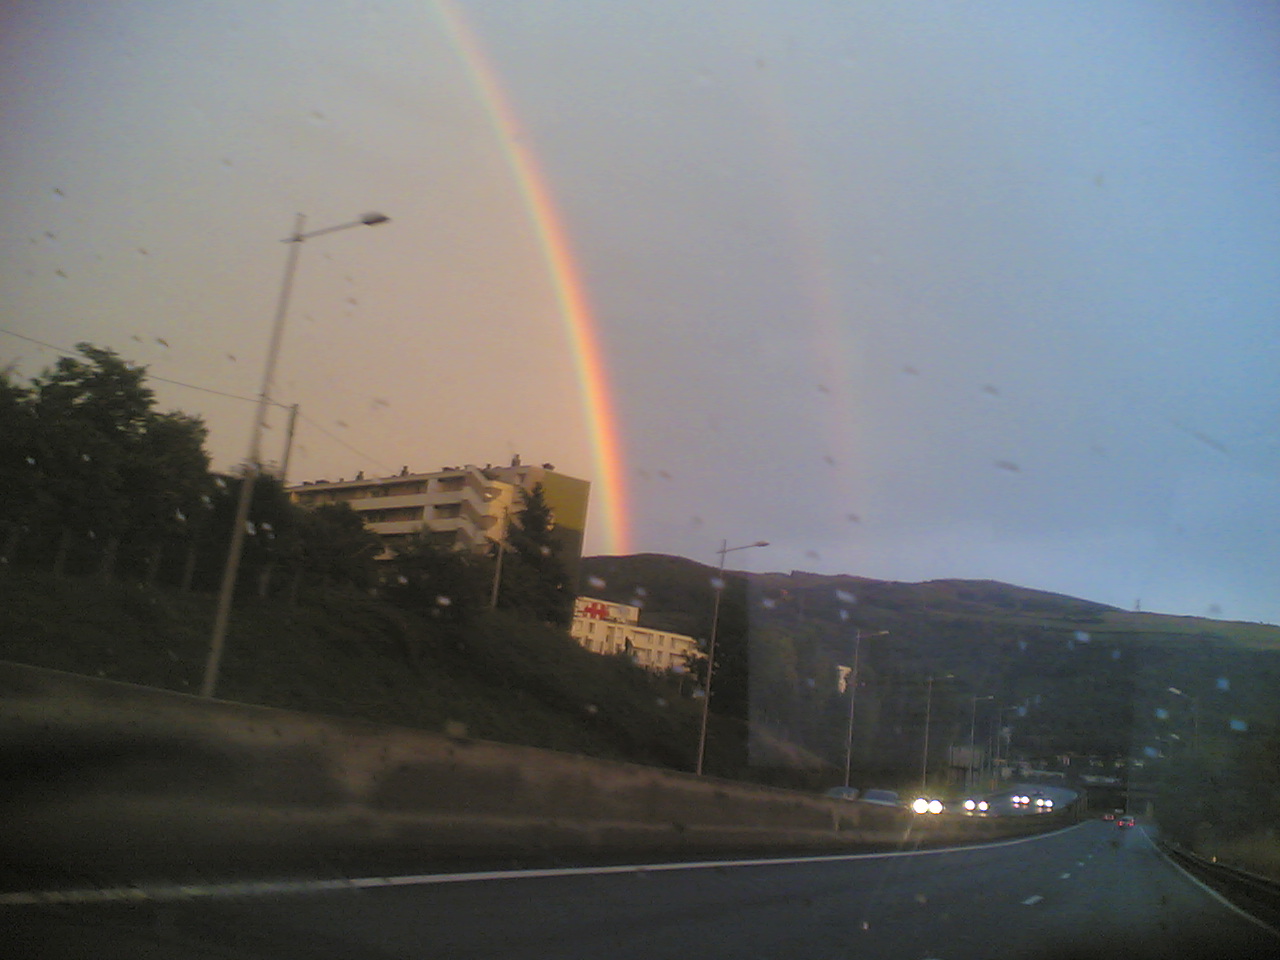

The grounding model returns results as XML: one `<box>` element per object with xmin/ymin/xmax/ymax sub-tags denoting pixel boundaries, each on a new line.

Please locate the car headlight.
<box><xmin>928</xmin><ymin>799</ymin><xmax>944</xmax><ymax>814</ymax></box>
<box><xmin>1043</xmin><ymin>799</ymin><xmax>1054</xmax><ymax>809</ymax></box>
<box><xmin>977</xmin><ymin>800</ymin><xmax>989</xmax><ymax>812</ymax></box>
<box><xmin>964</xmin><ymin>799</ymin><xmax>977</xmax><ymax>811</ymax></box>
<box><xmin>912</xmin><ymin>798</ymin><xmax>930</xmax><ymax>814</ymax></box>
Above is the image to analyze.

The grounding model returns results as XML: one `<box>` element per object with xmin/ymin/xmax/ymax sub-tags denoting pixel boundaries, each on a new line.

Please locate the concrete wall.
<box><xmin>0</xmin><ymin>661</ymin><xmax>1074</xmax><ymax>881</ymax></box>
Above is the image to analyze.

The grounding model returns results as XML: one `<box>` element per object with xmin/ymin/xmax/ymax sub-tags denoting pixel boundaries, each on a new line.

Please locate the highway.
<box><xmin>5</xmin><ymin>820</ymin><xmax>1278</xmax><ymax>959</ymax></box>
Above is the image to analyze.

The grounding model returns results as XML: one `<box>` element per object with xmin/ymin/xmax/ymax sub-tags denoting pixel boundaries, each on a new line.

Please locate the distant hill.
<box><xmin>581</xmin><ymin>554</ymin><xmax>1280</xmax><ymax>650</ymax></box>
<box><xmin>579</xmin><ymin>553</ymin><xmax>1280</xmax><ymax>800</ymax></box>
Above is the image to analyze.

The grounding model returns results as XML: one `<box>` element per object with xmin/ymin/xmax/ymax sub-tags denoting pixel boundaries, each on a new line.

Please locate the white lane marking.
<box><xmin>1142</xmin><ymin>827</ymin><xmax>1280</xmax><ymax>941</ymax></box>
<box><xmin>1059</xmin><ymin>872</ymin><xmax>1071</xmax><ymax>879</ymax></box>
<box><xmin>1022</xmin><ymin>895</ymin><xmax>1044</xmax><ymax>905</ymax></box>
<box><xmin>0</xmin><ymin>822</ymin><xmax>1094</xmax><ymax>907</ymax></box>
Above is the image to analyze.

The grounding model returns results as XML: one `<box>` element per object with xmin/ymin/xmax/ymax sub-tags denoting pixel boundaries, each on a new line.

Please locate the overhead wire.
<box><xmin>1</xmin><ymin>327</ymin><xmax>393</xmax><ymax>475</ymax></box>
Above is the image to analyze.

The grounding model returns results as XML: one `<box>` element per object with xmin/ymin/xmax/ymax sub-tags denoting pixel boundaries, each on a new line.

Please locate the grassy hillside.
<box><xmin>0</xmin><ymin>568</ymin><xmax>705</xmax><ymax>771</ymax></box>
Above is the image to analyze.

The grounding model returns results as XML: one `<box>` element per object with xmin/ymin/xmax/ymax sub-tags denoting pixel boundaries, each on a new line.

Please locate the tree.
<box><xmin>291</xmin><ymin>502</ymin><xmax>383</xmax><ymax>593</ymax></box>
<box><xmin>0</xmin><ymin>369</ymin><xmax>39</xmax><ymax>553</ymax></box>
<box><xmin>496</xmin><ymin>483</ymin><xmax>574</xmax><ymax>626</ymax></box>
<box><xmin>7</xmin><ymin>344</ymin><xmax>210</xmax><ymax>576</ymax></box>
<box><xmin>385</xmin><ymin>532</ymin><xmax>488</xmax><ymax>622</ymax></box>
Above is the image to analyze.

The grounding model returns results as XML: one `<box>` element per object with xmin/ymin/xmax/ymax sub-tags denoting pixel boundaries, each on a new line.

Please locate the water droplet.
<box><xmin>995</xmin><ymin>460</ymin><xmax>1020</xmax><ymax>472</ymax></box>
<box><xmin>245</xmin><ymin>522</ymin><xmax>256</xmax><ymax>535</ymax></box>
<box><xmin>1229</xmin><ymin>718</ymin><xmax>1248</xmax><ymax>732</ymax></box>
<box><xmin>1074</xmin><ymin>631</ymin><xmax>1091</xmax><ymax>643</ymax></box>
<box><xmin>1217</xmin><ymin>677</ymin><xmax>1230</xmax><ymax>691</ymax></box>
<box><xmin>588</xmin><ymin>576</ymin><xmax>606</xmax><ymax>589</ymax></box>
<box><xmin>805</xmin><ymin>550</ymin><xmax>820</xmax><ymax>560</ymax></box>
<box><xmin>762</xmin><ymin>598</ymin><xmax>776</xmax><ymax>609</ymax></box>
<box><xmin>435</xmin><ymin>595</ymin><xmax>452</xmax><ymax>607</ymax></box>
<box><xmin>982</xmin><ymin>384</ymin><xmax>1000</xmax><ymax>396</ymax></box>
<box><xmin>585</xmin><ymin>704</ymin><xmax>598</xmax><ymax>715</ymax></box>
<box><xmin>1154</xmin><ymin>708</ymin><xmax>1169</xmax><ymax>720</ymax></box>
<box><xmin>836</xmin><ymin>589</ymin><xmax>857</xmax><ymax>604</ymax></box>
<box><xmin>1111</xmin><ymin>649</ymin><xmax>1121</xmax><ymax>660</ymax></box>
<box><xmin>710</xmin><ymin>577</ymin><xmax>725</xmax><ymax>590</ymax></box>
<box><xmin>839</xmin><ymin>609</ymin><xmax>850</xmax><ymax>621</ymax></box>
<box><xmin>846</xmin><ymin>513</ymin><xmax>861</xmax><ymax>523</ymax></box>
<box><xmin>656</xmin><ymin>697</ymin><xmax>667</xmax><ymax>707</ymax></box>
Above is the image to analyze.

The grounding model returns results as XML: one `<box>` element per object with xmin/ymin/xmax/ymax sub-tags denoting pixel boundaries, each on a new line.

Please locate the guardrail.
<box><xmin>1160</xmin><ymin>839</ymin><xmax>1280</xmax><ymax>931</ymax></box>
<box><xmin>1</xmin><ymin>660</ymin><xmax>1078</xmax><ymax>886</ymax></box>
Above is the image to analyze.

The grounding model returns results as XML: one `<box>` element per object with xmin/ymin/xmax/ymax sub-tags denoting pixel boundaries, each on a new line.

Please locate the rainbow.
<box><xmin>435</xmin><ymin>3</ymin><xmax>630</xmax><ymax>555</ymax></box>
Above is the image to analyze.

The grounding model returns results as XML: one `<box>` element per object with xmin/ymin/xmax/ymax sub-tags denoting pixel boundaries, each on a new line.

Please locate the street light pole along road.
<box><xmin>967</xmin><ymin>694</ymin><xmax>994</xmax><ymax>792</ymax></box>
<box><xmin>201</xmin><ymin>212</ymin><xmax>391</xmax><ymax>699</ymax></box>
<box><xmin>694</xmin><ymin>538</ymin><xmax>768</xmax><ymax>776</ymax></box>
<box><xmin>843</xmin><ymin>629</ymin><xmax>888</xmax><ymax>788</ymax></box>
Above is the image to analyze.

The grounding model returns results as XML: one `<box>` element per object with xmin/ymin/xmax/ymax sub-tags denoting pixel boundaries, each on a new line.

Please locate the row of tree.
<box><xmin>0</xmin><ymin>344</ymin><xmax>574</xmax><ymax>624</ymax></box>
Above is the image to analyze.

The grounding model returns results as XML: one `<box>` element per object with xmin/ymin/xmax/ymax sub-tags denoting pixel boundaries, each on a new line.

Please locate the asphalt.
<box><xmin>3</xmin><ymin>820</ymin><xmax>1277</xmax><ymax>959</ymax></box>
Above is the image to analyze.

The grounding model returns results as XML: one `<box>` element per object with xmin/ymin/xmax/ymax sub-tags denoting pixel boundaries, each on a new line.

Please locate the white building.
<box><xmin>570</xmin><ymin>596</ymin><xmax>700</xmax><ymax>672</ymax></box>
<box><xmin>288</xmin><ymin>464</ymin><xmax>519</xmax><ymax>557</ymax></box>
<box><xmin>288</xmin><ymin>457</ymin><xmax>591</xmax><ymax>575</ymax></box>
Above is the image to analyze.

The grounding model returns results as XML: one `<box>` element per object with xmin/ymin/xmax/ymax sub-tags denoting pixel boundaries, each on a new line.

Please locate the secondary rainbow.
<box><xmin>436</xmin><ymin>3</ymin><xmax>630</xmax><ymax>555</ymax></box>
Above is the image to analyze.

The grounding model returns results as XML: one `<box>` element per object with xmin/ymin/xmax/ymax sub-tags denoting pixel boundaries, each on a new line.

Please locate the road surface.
<box><xmin>4</xmin><ymin>820</ymin><xmax>1277</xmax><ymax>959</ymax></box>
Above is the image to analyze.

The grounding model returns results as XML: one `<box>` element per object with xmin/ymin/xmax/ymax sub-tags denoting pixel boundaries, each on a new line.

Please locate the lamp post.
<box><xmin>694</xmin><ymin>538</ymin><xmax>768</xmax><ymax>775</ymax></box>
<box><xmin>488</xmin><ymin>507</ymin><xmax>512</xmax><ymax>610</ymax></box>
<box><xmin>201</xmin><ymin>212</ymin><xmax>390</xmax><ymax>698</ymax></box>
<box><xmin>920</xmin><ymin>673</ymin><xmax>954</xmax><ymax>793</ymax></box>
<box><xmin>843</xmin><ymin>629</ymin><xmax>889</xmax><ymax>788</ymax></box>
<box><xmin>967</xmin><ymin>695</ymin><xmax>994</xmax><ymax>791</ymax></box>
<box><xmin>1166</xmin><ymin>686</ymin><xmax>1200</xmax><ymax>752</ymax></box>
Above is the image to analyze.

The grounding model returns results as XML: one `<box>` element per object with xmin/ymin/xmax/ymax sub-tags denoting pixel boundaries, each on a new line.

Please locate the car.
<box><xmin>1102</xmin><ymin>812</ymin><xmax>1115</xmax><ymax>821</ymax></box>
<box><xmin>962</xmin><ymin>798</ymin><xmax>990</xmax><ymax>814</ymax></box>
<box><xmin>858</xmin><ymin>789</ymin><xmax>902</xmax><ymax>808</ymax></box>
<box><xmin>911</xmin><ymin>797</ymin><xmax>946</xmax><ymax>814</ymax></box>
<box><xmin>1117</xmin><ymin>815</ymin><xmax>1136</xmax><ymax>828</ymax></box>
<box><xmin>823</xmin><ymin>786</ymin><xmax>860</xmax><ymax>801</ymax></box>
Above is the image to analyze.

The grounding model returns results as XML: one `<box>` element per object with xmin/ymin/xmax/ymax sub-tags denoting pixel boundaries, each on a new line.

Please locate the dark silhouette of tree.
<box><xmin>5</xmin><ymin>344</ymin><xmax>209</xmax><ymax>575</ymax></box>
<box><xmin>497</xmin><ymin>483</ymin><xmax>574</xmax><ymax>626</ymax></box>
<box><xmin>384</xmin><ymin>532</ymin><xmax>487</xmax><ymax>622</ymax></box>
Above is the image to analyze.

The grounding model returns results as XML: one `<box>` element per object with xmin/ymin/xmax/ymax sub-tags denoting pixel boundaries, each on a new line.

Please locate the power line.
<box><xmin>2</xmin><ymin>326</ymin><xmax>395</xmax><ymax>475</ymax></box>
<box><xmin>0</xmin><ymin>328</ymin><xmax>278</xmax><ymax>407</ymax></box>
<box><xmin>295</xmin><ymin>413</ymin><xmax>396</xmax><ymax>474</ymax></box>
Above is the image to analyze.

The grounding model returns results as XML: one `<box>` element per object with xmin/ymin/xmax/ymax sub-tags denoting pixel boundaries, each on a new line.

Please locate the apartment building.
<box><xmin>287</xmin><ymin>457</ymin><xmax>590</xmax><ymax>576</ymax></box>
<box><xmin>570</xmin><ymin>596</ymin><xmax>701</xmax><ymax>672</ymax></box>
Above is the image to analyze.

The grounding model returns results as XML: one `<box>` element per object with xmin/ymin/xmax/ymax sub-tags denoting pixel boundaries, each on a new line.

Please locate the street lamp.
<box><xmin>694</xmin><ymin>538</ymin><xmax>768</xmax><ymax>775</ymax></box>
<box><xmin>843</xmin><ymin>629</ymin><xmax>889</xmax><ymax>788</ymax></box>
<box><xmin>967</xmin><ymin>695</ymin><xmax>994</xmax><ymax>791</ymax></box>
<box><xmin>201</xmin><ymin>212</ymin><xmax>391</xmax><ymax>698</ymax></box>
<box><xmin>1166</xmin><ymin>686</ymin><xmax>1200</xmax><ymax>752</ymax></box>
<box><xmin>921</xmin><ymin>673</ymin><xmax>954</xmax><ymax>793</ymax></box>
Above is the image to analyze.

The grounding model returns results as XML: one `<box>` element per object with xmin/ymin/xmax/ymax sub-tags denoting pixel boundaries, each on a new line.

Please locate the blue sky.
<box><xmin>3</xmin><ymin>1</ymin><xmax>1278</xmax><ymax>622</ymax></box>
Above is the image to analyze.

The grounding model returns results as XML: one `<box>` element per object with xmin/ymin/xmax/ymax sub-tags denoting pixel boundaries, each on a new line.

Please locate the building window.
<box><xmin>434</xmin><ymin>503</ymin><xmax>462</xmax><ymax>519</ymax></box>
<box><xmin>436</xmin><ymin>476</ymin><xmax>466</xmax><ymax>493</ymax></box>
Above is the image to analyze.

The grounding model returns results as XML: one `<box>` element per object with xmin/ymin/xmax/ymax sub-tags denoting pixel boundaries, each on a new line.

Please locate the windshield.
<box><xmin>2</xmin><ymin>2</ymin><xmax>1278</xmax><ymax>958</ymax></box>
